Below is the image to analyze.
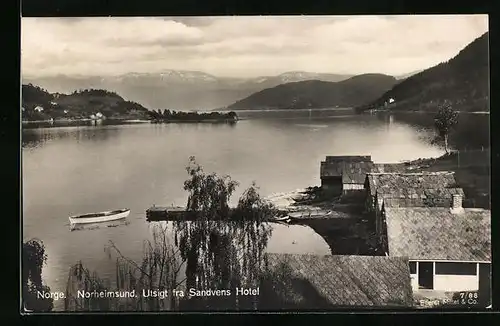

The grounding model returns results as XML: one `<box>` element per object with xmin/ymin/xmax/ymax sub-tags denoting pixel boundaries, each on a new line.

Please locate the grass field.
<box><xmin>408</xmin><ymin>149</ymin><xmax>490</xmax><ymax>209</ymax></box>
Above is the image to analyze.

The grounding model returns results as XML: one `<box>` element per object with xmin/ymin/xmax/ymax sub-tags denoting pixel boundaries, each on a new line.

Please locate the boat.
<box><xmin>270</xmin><ymin>215</ymin><xmax>291</xmax><ymax>222</ymax></box>
<box><xmin>288</xmin><ymin>210</ymin><xmax>333</xmax><ymax>219</ymax></box>
<box><xmin>69</xmin><ymin>208</ymin><xmax>130</xmax><ymax>226</ymax></box>
<box><xmin>288</xmin><ymin>212</ymin><xmax>305</xmax><ymax>219</ymax></box>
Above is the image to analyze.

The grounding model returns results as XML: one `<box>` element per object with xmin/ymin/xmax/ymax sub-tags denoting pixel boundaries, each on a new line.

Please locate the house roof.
<box><xmin>377</xmin><ymin>187</ymin><xmax>464</xmax><ymax>202</ymax></box>
<box><xmin>325</xmin><ymin>155</ymin><xmax>372</xmax><ymax>163</ymax></box>
<box><xmin>384</xmin><ymin>207</ymin><xmax>491</xmax><ymax>261</ymax></box>
<box><xmin>381</xmin><ymin>193</ymin><xmax>462</xmax><ymax>209</ymax></box>
<box><xmin>366</xmin><ymin>172</ymin><xmax>463</xmax><ymax>197</ymax></box>
<box><xmin>371</xmin><ymin>163</ymin><xmax>409</xmax><ymax>174</ymax></box>
<box><xmin>321</xmin><ymin>161</ymin><xmax>374</xmax><ymax>183</ymax></box>
<box><xmin>261</xmin><ymin>253</ymin><xmax>413</xmax><ymax>308</ymax></box>
<box><xmin>342</xmin><ymin>162</ymin><xmax>375</xmax><ymax>184</ymax></box>
<box><xmin>320</xmin><ymin>161</ymin><xmax>343</xmax><ymax>177</ymax></box>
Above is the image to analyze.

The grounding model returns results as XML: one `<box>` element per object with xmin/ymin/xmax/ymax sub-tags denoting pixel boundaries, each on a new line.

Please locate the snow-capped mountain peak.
<box><xmin>158</xmin><ymin>70</ymin><xmax>218</xmax><ymax>82</ymax></box>
<box><xmin>277</xmin><ymin>71</ymin><xmax>320</xmax><ymax>83</ymax></box>
<box><xmin>120</xmin><ymin>70</ymin><xmax>218</xmax><ymax>83</ymax></box>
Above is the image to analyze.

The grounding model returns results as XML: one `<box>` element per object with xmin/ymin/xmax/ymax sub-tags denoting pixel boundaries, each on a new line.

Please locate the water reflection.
<box><xmin>22</xmin><ymin>126</ymin><xmax>124</xmax><ymax>149</ymax></box>
<box><xmin>266</xmin><ymin>223</ymin><xmax>330</xmax><ymax>254</ymax></box>
<box><xmin>21</xmin><ymin>110</ymin><xmax>489</xmax><ymax>151</ymax></box>
<box><xmin>22</xmin><ymin>119</ymin><xmax>147</xmax><ymax>130</ymax></box>
<box><xmin>69</xmin><ymin>219</ymin><xmax>131</xmax><ymax>232</ymax></box>
<box><xmin>386</xmin><ymin>112</ymin><xmax>490</xmax><ymax>150</ymax></box>
<box><xmin>236</xmin><ymin>108</ymin><xmax>354</xmax><ymax>120</ymax></box>
<box><xmin>22</xmin><ymin>121</ymin><xmax>237</xmax><ymax>149</ymax></box>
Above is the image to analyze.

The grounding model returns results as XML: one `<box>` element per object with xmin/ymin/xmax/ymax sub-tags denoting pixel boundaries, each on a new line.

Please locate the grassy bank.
<box><xmin>406</xmin><ymin>149</ymin><xmax>490</xmax><ymax>209</ymax></box>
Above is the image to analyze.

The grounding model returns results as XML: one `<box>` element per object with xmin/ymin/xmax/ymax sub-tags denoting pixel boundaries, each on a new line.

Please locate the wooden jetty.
<box><xmin>146</xmin><ymin>206</ymin><xmax>196</xmax><ymax>221</ymax></box>
<box><xmin>146</xmin><ymin>206</ymin><xmax>295</xmax><ymax>222</ymax></box>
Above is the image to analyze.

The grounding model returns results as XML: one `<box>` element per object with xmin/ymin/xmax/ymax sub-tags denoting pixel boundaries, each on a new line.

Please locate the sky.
<box><xmin>21</xmin><ymin>15</ymin><xmax>489</xmax><ymax>78</ymax></box>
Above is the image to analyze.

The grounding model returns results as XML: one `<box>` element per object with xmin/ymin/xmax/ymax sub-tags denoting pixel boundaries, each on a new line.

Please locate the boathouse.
<box><xmin>320</xmin><ymin>156</ymin><xmax>374</xmax><ymax>196</ymax></box>
<box><xmin>259</xmin><ymin>253</ymin><xmax>414</xmax><ymax>309</ymax></box>
<box><xmin>381</xmin><ymin>200</ymin><xmax>491</xmax><ymax>297</ymax></box>
<box><xmin>364</xmin><ymin>172</ymin><xmax>464</xmax><ymax>235</ymax></box>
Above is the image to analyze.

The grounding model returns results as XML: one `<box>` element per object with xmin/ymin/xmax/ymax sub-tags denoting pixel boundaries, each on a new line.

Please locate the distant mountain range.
<box><xmin>227</xmin><ymin>74</ymin><xmax>398</xmax><ymax>110</ymax></box>
<box><xmin>360</xmin><ymin>32</ymin><xmax>489</xmax><ymax>113</ymax></box>
<box><xmin>24</xmin><ymin>33</ymin><xmax>485</xmax><ymax>114</ymax></box>
<box><xmin>21</xmin><ymin>71</ymin><xmax>356</xmax><ymax>110</ymax></box>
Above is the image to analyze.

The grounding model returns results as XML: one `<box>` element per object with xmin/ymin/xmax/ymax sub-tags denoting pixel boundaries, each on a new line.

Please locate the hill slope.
<box><xmin>21</xmin><ymin>84</ymin><xmax>150</xmax><ymax>121</ymax></box>
<box><xmin>395</xmin><ymin>70</ymin><xmax>423</xmax><ymax>80</ymax></box>
<box><xmin>22</xmin><ymin>71</ymin><xmax>353</xmax><ymax>110</ymax></box>
<box><xmin>227</xmin><ymin>74</ymin><xmax>398</xmax><ymax>110</ymax></box>
<box><xmin>360</xmin><ymin>32</ymin><xmax>489</xmax><ymax>112</ymax></box>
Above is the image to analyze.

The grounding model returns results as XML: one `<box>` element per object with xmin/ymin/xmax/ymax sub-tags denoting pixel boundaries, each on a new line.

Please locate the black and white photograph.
<box><xmin>21</xmin><ymin>15</ymin><xmax>491</xmax><ymax>312</ymax></box>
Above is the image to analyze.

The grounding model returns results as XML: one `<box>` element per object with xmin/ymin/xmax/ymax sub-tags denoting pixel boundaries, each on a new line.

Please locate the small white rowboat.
<box><xmin>270</xmin><ymin>216</ymin><xmax>291</xmax><ymax>222</ymax></box>
<box><xmin>69</xmin><ymin>208</ymin><xmax>130</xmax><ymax>226</ymax></box>
<box><xmin>288</xmin><ymin>210</ymin><xmax>332</xmax><ymax>219</ymax></box>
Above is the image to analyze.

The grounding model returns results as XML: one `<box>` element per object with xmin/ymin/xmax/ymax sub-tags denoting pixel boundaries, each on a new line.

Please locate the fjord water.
<box><xmin>22</xmin><ymin>109</ymin><xmax>488</xmax><ymax>310</ymax></box>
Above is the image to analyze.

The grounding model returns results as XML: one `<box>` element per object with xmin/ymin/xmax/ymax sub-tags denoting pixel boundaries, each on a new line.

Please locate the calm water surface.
<box><xmin>24</xmin><ymin>110</ymin><xmax>485</xmax><ymax>309</ymax></box>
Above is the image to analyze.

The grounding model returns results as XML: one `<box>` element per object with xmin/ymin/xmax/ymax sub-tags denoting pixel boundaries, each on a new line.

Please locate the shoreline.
<box><xmin>360</xmin><ymin>109</ymin><xmax>490</xmax><ymax>115</ymax></box>
<box><xmin>153</xmin><ymin>119</ymin><xmax>237</xmax><ymax>123</ymax></box>
<box><xmin>223</xmin><ymin>107</ymin><xmax>354</xmax><ymax>113</ymax></box>
<box><xmin>21</xmin><ymin>118</ymin><xmax>236</xmax><ymax>125</ymax></box>
<box><xmin>266</xmin><ymin>150</ymin><xmax>490</xmax><ymax>213</ymax></box>
<box><xmin>265</xmin><ymin>150</ymin><xmax>490</xmax><ymax>254</ymax></box>
<box><xmin>375</xmin><ymin>110</ymin><xmax>489</xmax><ymax>114</ymax></box>
<box><xmin>22</xmin><ymin>118</ymin><xmax>238</xmax><ymax>124</ymax></box>
<box><xmin>21</xmin><ymin>118</ymin><xmax>152</xmax><ymax>124</ymax></box>
<box><xmin>21</xmin><ymin>109</ymin><xmax>490</xmax><ymax>125</ymax></box>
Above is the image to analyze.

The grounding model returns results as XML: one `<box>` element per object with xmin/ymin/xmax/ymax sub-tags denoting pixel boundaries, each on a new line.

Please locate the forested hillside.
<box><xmin>21</xmin><ymin>84</ymin><xmax>151</xmax><ymax>121</ymax></box>
<box><xmin>227</xmin><ymin>74</ymin><xmax>397</xmax><ymax>110</ymax></box>
<box><xmin>359</xmin><ymin>32</ymin><xmax>489</xmax><ymax>113</ymax></box>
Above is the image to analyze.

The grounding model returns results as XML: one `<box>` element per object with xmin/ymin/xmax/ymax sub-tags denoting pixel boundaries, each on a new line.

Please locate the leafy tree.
<box><xmin>434</xmin><ymin>102</ymin><xmax>459</xmax><ymax>154</ymax></box>
<box><xmin>227</xmin><ymin>111</ymin><xmax>238</xmax><ymax>121</ymax></box>
<box><xmin>148</xmin><ymin>109</ymin><xmax>238</xmax><ymax>123</ymax></box>
<box><xmin>22</xmin><ymin>239</ymin><xmax>54</xmax><ymax>312</ymax></box>
<box><xmin>174</xmin><ymin>156</ymin><xmax>274</xmax><ymax>310</ymax></box>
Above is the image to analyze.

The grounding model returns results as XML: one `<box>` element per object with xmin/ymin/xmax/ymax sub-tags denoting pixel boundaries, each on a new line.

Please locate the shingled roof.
<box><xmin>366</xmin><ymin>172</ymin><xmax>464</xmax><ymax>197</ymax></box>
<box><xmin>384</xmin><ymin>207</ymin><xmax>491</xmax><ymax>261</ymax></box>
<box><xmin>320</xmin><ymin>161</ymin><xmax>343</xmax><ymax>177</ymax></box>
<box><xmin>377</xmin><ymin>187</ymin><xmax>465</xmax><ymax>208</ymax></box>
<box><xmin>342</xmin><ymin>161</ymin><xmax>375</xmax><ymax>184</ymax></box>
<box><xmin>371</xmin><ymin>163</ymin><xmax>409</xmax><ymax>174</ymax></box>
<box><xmin>325</xmin><ymin>155</ymin><xmax>372</xmax><ymax>162</ymax></box>
<box><xmin>321</xmin><ymin>160</ymin><xmax>374</xmax><ymax>183</ymax></box>
<box><xmin>260</xmin><ymin>253</ymin><xmax>413</xmax><ymax>309</ymax></box>
<box><xmin>320</xmin><ymin>157</ymin><xmax>415</xmax><ymax>185</ymax></box>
